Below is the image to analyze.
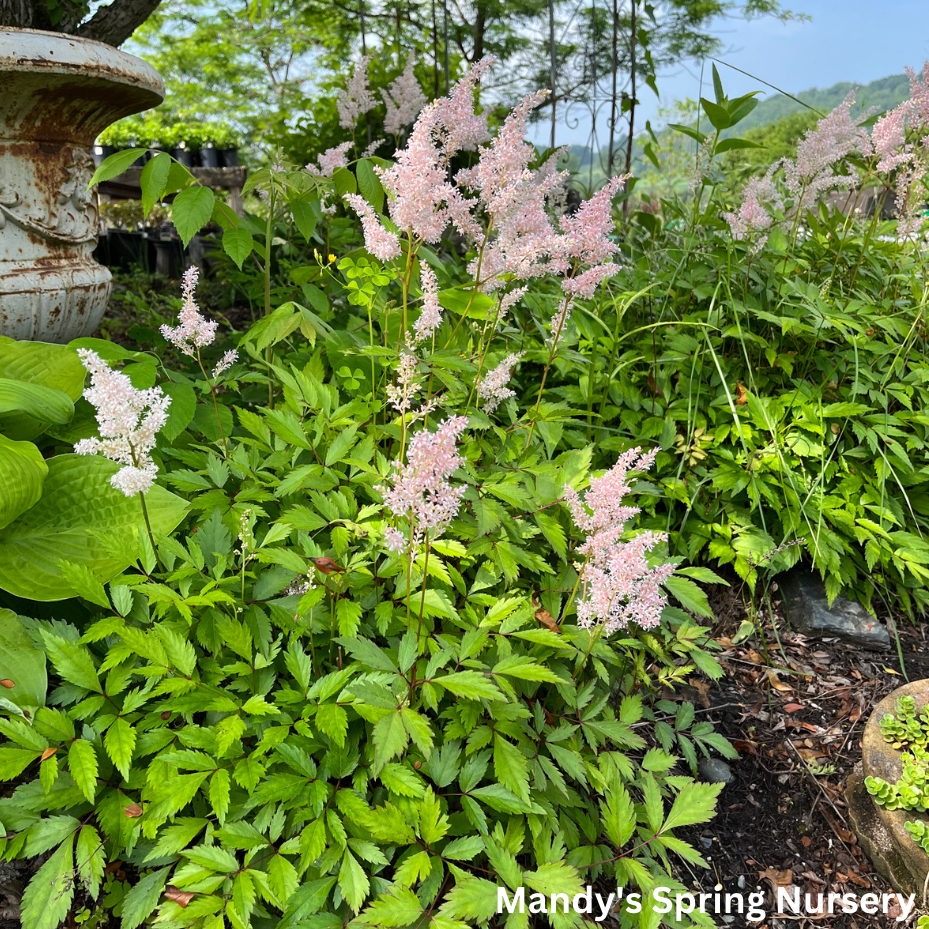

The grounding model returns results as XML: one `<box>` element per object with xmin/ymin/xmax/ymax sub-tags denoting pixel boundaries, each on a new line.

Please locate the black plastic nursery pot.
<box><xmin>219</xmin><ymin>147</ymin><xmax>239</xmax><ymax>167</ymax></box>
<box><xmin>172</xmin><ymin>146</ymin><xmax>196</xmax><ymax>167</ymax></box>
<box><xmin>200</xmin><ymin>144</ymin><xmax>220</xmax><ymax>168</ymax></box>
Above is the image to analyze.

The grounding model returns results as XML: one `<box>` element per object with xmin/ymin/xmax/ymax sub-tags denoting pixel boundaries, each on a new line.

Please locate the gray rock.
<box><xmin>698</xmin><ymin>758</ymin><xmax>734</xmax><ymax>785</ymax></box>
<box><xmin>778</xmin><ymin>569</ymin><xmax>890</xmax><ymax>651</ymax></box>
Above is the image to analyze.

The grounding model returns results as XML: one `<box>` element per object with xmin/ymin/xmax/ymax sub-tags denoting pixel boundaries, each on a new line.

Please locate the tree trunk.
<box><xmin>548</xmin><ymin>0</ymin><xmax>556</xmax><ymax>150</ymax></box>
<box><xmin>74</xmin><ymin>0</ymin><xmax>163</xmax><ymax>45</ymax></box>
<box><xmin>0</xmin><ymin>0</ymin><xmax>34</xmax><ymax>28</ymax></box>
<box><xmin>472</xmin><ymin>2</ymin><xmax>485</xmax><ymax>63</ymax></box>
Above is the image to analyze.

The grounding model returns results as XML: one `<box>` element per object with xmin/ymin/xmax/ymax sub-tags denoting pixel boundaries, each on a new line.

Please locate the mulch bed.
<box><xmin>672</xmin><ymin>584</ymin><xmax>929</xmax><ymax>928</ymax></box>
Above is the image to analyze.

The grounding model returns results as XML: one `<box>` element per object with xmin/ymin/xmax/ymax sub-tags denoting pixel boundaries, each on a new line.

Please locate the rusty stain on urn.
<box><xmin>0</xmin><ymin>28</ymin><xmax>164</xmax><ymax>342</ymax></box>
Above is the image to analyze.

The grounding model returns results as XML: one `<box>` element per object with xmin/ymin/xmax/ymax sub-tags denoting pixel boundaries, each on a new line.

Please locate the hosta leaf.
<box><xmin>0</xmin><ymin>377</ymin><xmax>73</xmax><ymax>423</ymax></box>
<box><xmin>0</xmin><ymin>434</ymin><xmax>47</xmax><ymax>530</ymax></box>
<box><xmin>0</xmin><ymin>455</ymin><xmax>187</xmax><ymax>601</ymax></box>
<box><xmin>0</xmin><ymin>608</ymin><xmax>46</xmax><ymax>705</ymax></box>
<box><xmin>0</xmin><ymin>337</ymin><xmax>84</xmax><ymax>440</ymax></box>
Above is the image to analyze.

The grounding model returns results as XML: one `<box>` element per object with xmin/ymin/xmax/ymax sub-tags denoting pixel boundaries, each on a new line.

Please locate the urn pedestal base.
<box><xmin>0</xmin><ymin>29</ymin><xmax>164</xmax><ymax>342</ymax></box>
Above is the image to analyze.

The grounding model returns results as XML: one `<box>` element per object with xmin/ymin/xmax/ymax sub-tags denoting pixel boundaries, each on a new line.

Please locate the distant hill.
<box><xmin>735</xmin><ymin>73</ymin><xmax>911</xmax><ymax>131</ymax></box>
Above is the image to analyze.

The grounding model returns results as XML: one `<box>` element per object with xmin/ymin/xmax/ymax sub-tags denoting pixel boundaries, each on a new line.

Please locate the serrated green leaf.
<box><xmin>21</xmin><ymin>833</ymin><xmax>74</xmax><ymax>929</ymax></box>
<box><xmin>120</xmin><ymin>867</ymin><xmax>170</xmax><ymax>929</ymax></box>
<box><xmin>104</xmin><ymin>717</ymin><xmax>136</xmax><ymax>780</ymax></box>
<box><xmin>68</xmin><ymin>739</ymin><xmax>98</xmax><ymax>802</ymax></box>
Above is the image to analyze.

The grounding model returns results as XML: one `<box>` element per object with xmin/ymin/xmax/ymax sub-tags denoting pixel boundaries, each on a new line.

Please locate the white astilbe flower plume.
<box><xmin>478</xmin><ymin>352</ymin><xmax>523</xmax><ymax>413</ymax></box>
<box><xmin>382</xmin><ymin>54</ymin><xmax>427</xmax><ymax>136</ymax></box>
<box><xmin>413</xmin><ymin>265</ymin><xmax>443</xmax><ymax>343</ymax></box>
<box><xmin>160</xmin><ymin>267</ymin><xmax>217</xmax><ymax>356</ymax></box>
<box><xmin>337</xmin><ymin>57</ymin><xmax>376</xmax><ymax>129</ymax></box>
<box><xmin>565</xmin><ymin>448</ymin><xmax>674</xmax><ymax>633</ymax></box>
<box><xmin>74</xmin><ymin>349</ymin><xmax>171</xmax><ymax>497</ymax></box>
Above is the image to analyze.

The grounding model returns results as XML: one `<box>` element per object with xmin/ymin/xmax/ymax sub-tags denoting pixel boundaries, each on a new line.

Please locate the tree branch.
<box><xmin>75</xmin><ymin>0</ymin><xmax>162</xmax><ymax>47</ymax></box>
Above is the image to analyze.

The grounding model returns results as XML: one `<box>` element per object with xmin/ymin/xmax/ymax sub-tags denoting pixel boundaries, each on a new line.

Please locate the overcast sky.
<box><xmin>534</xmin><ymin>0</ymin><xmax>929</xmax><ymax>147</ymax></box>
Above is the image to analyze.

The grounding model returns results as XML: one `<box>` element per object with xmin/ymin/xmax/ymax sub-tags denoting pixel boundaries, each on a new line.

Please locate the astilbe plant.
<box><xmin>0</xmin><ymin>58</ymin><xmax>734</xmax><ymax>929</ymax></box>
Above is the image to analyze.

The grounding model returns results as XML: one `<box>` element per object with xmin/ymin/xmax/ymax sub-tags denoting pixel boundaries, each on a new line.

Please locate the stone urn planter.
<box><xmin>0</xmin><ymin>29</ymin><xmax>164</xmax><ymax>342</ymax></box>
<box><xmin>847</xmin><ymin>680</ymin><xmax>929</xmax><ymax>895</ymax></box>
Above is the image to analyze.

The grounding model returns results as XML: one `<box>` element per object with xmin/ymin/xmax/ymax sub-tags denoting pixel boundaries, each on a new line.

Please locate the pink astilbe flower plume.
<box><xmin>160</xmin><ymin>267</ymin><xmax>217</xmax><ymax>355</ymax></box>
<box><xmin>905</xmin><ymin>63</ymin><xmax>929</xmax><ymax>128</ymax></box>
<box><xmin>723</xmin><ymin>172</ymin><xmax>780</xmax><ymax>250</ymax></box>
<box><xmin>343</xmin><ymin>194</ymin><xmax>401</xmax><ymax>261</ymax></box>
<box><xmin>382</xmin><ymin>54</ymin><xmax>427</xmax><ymax>136</ymax></box>
<box><xmin>337</xmin><ymin>57</ymin><xmax>376</xmax><ymax>129</ymax></box>
<box><xmin>478</xmin><ymin>352</ymin><xmax>523</xmax><ymax>413</ymax></box>
<box><xmin>378</xmin><ymin>416</ymin><xmax>469</xmax><ymax>552</ymax></box>
<box><xmin>432</xmin><ymin>56</ymin><xmax>495</xmax><ymax>155</ymax></box>
<box><xmin>413</xmin><ymin>264</ymin><xmax>443</xmax><ymax>343</ymax></box>
<box><xmin>783</xmin><ymin>92</ymin><xmax>872</xmax><ymax>211</ymax></box>
<box><xmin>559</xmin><ymin>175</ymin><xmax>625</xmax><ymax>265</ymax></box>
<box><xmin>307</xmin><ymin>141</ymin><xmax>353</xmax><ymax>177</ymax></box>
<box><xmin>565</xmin><ymin>448</ymin><xmax>674</xmax><ymax>632</ymax></box>
<box><xmin>74</xmin><ymin>350</ymin><xmax>171</xmax><ymax>497</ymax></box>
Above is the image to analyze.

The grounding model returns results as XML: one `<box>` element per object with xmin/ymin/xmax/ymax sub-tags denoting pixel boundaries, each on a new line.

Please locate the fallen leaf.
<box><xmin>40</xmin><ymin>747</ymin><xmax>57</xmax><ymax>761</ymax></box>
<box><xmin>535</xmin><ymin>607</ymin><xmax>559</xmax><ymax>633</ymax></box>
<box><xmin>164</xmin><ymin>887</ymin><xmax>195</xmax><ymax>908</ymax></box>
<box><xmin>784</xmin><ymin>703</ymin><xmax>805</xmax><ymax>713</ymax></box>
<box><xmin>766</xmin><ymin>669</ymin><xmax>793</xmax><ymax>692</ymax></box>
<box><xmin>310</xmin><ymin>557</ymin><xmax>345</xmax><ymax>574</ymax></box>
<box><xmin>124</xmin><ymin>804</ymin><xmax>143</xmax><ymax>818</ymax></box>
<box><xmin>760</xmin><ymin>868</ymin><xmax>793</xmax><ymax>887</ymax></box>
<box><xmin>0</xmin><ymin>679</ymin><xmax>14</xmax><ymax>689</ymax></box>
<box><xmin>846</xmin><ymin>870</ymin><xmax>870</xmax><ymax>888</ymax></box>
